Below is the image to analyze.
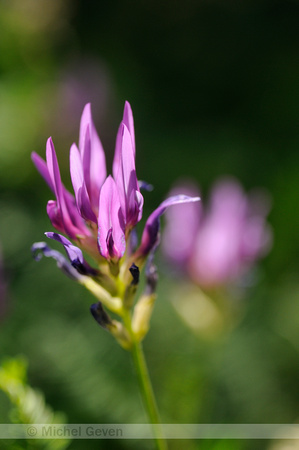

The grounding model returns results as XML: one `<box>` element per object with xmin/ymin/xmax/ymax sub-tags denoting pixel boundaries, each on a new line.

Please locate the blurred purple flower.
<box><xmin>162</xmin><ymin>178</ymin><xmax>272</xmax><ymax>288</ymax></box>
<box><xmin>32</xmin><ymin>102</ymin><xmax>199</xmax><ymax>277</ymax></box>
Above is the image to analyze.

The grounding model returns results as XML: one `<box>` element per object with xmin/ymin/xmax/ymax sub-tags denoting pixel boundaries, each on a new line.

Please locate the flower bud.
<box><xmin>90</xmin><ymin>302</ymin><xmax>132</xmax><ymax>349</ymax></box>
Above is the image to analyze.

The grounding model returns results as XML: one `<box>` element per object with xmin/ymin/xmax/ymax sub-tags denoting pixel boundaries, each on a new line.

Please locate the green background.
<box><xmin>0</xmin><ymin>1</ymin><xmax>299</xmax><ymax>449</ymax></box>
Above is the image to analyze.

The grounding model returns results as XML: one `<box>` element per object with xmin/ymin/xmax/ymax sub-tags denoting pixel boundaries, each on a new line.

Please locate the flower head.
<box><xmin>32</xmin><ymin>101</ymin><xmax>199</xmax><ymax>345</ymax></box>
<box><xmin>32</xmin><ymin>102</ymin><xmax>199</xmax><ymax>267</ymax></box>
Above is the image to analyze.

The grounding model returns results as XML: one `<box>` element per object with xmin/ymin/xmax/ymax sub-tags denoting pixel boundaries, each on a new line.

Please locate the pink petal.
<box><xmin>70</xmin><ymin>143</ymin><xmax>97</xmax><ymax>223</ymax></box>
<box><xmin>47</xmin><ymin>200</ymin><xmax>65</xmax><ymax>233</ymax></box>
<box><xmin>46</xmin><ymin>137</ymin><xmax>85</xmax><ymax>239</ymax></box>
<box><xmin>112</xmin><ymin>101</ymin><xmax>135</xmax><ymax>181</ymax></box>
<box><xmin>113</xmin><ymin>123</ymin><xmax>143</xmax><ymax>227</ymax></box>
<box><xmin>122</xmin><ymin>101</ymin><xmax>135</xmax><ymax>157</ymax></box>
<box><xmin>79</xmin><ymin>103</ymin><xmax>106</xmax><ymax>210</ymax></box>
<box><xmin>97</xmin><ymin>175</ymin><xmax>125</xmax><ymax>260</ymax></box>
<box><xmin>112</xmin><ymin>122</ymin><xmax>123</xmax><ymax>193</ymax></box>
<box><xmin>31</xmin><ymin>152</ymin><xmax>54</xmax><ymax>192</ymax></box>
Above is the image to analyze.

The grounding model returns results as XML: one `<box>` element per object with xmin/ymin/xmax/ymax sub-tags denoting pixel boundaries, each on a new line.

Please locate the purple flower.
<box><xmin>162</xmin><ymin>178</ymin><xmax>272</xmax><ymax>288</ymax></box>
<box><xmin>32</xmin><ymin>102</ymin><xmax>200</xmax><ymax>279</ymax></box>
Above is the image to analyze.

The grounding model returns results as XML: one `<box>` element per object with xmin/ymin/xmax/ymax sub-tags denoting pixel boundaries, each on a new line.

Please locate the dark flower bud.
<box><xmin>90</xmin><ymin>302</ymin><xmax>132</xmax><ymax>349</ymax></box>
<box><xmin>90</xmin><ymin>302</ymin><xmax>112</xmax><ymax>329</ymax></box>
<box><xmin>129</xmin><ymin>263</ymin><xmax>140</xmax><ymax>286</ymax></box>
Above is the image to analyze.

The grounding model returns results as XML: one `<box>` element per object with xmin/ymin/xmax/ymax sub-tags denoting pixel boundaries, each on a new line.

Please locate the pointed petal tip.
<box><xmin>70</xmin><ymin>142</ymin><xmax>79</xmax><ymax>152</ymax></box>
<box><xmin>85</xmin><ymin>102</ymin><xmax>92</xmax><ymax>114</ymax></box>
<box><xmin>80</xmin><ymin>104</ymin><xmax>92</xmax><ymax>140</ymax></box>
<box><xmin>31</xmin><ymin>151</ymin><xmax>44</xmax><ymax>167</ymax></box>
<box><xmin>81</xmin><ymin>103</ymin><xmax>92</xmax><ymax>124</ymax></box>
<box><xmin>31</xmin><ymin>151</ymin><xmax>38</xmax><ymax>161</ymax></box>
<box><xmin>173</xmin><ymin>194</ymin><xmax>201</xmax><ymax>203</ymax></box>
<box><xmin>32</xmin><ymin>151</ymin><xmax>55</xmax><ymax>192</ymax></box>
<box><xmin>46</xmin><ymin>136</ymin><xmax>56</xmax><ymax>157</ymax></box>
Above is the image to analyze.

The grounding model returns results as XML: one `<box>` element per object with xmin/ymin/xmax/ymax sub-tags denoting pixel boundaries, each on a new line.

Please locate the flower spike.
<box><xmin>32</xmin><ymin>101</ymin><xmax>201</xmax><ymax>348</ymax></box>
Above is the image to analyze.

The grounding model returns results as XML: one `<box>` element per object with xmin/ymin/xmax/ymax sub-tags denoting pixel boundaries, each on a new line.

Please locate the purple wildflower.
<box><xmin>32</xmin><ymin>102</ymin><xmax>200</xmax><ymax>279</ymax></box>
<box><xmin>162</xmin><ymin>178</ymin><xmax>272</xmax><ymax>288</ymax></box>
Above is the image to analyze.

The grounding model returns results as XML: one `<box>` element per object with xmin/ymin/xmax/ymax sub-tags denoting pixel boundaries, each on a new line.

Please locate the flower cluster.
<box><xmin>162</xmin><ymin>178</ymin><xmax>272</xmax><ymax>289</ymax></box>
<box><xmin>31</xmin><ymin>102</ymin><xmax>199</xmax><ymax>347</ymax></box>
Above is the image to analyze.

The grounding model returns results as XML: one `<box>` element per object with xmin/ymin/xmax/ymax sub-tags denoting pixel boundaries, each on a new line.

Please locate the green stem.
<box><xmin>123</xmin><ymin>311</ymin><xmax>168</xmax><ymax>450</ymax></box>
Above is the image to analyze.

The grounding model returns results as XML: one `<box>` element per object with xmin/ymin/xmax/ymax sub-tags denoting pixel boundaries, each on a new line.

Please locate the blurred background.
<box><xmin>0</xmin><ymin>0</ymin><xmax>299</xmax><ymax>449</ymax></box>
